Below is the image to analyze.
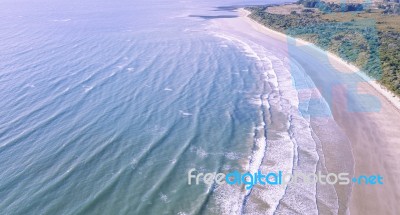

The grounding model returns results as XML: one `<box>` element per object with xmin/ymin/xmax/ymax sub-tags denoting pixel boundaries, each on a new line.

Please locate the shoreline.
<box><xmin>240</xmin><ymin>8</ymin><xmax>400</xmax><ymax>112</ymax></box>
<box><xmin>235</xmin><ymin>9</ymin><xmax>356</xmax><ymax>214</ymax></box>
<box><xmin>210</xmin><ymin>8</ymin><xmax>355</xmax><ymax>213</ymax></box>
<box><xmin>234</xmin><ymin>7</ymin><xmax>400</xmax><ymax>214</ymax></box>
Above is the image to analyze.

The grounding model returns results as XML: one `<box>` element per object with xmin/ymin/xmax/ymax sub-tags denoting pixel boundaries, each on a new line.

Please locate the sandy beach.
<box><xmin>211</xmin><ymin>8</ymin><xmax>400</xmax><ymax>214</ymax></box>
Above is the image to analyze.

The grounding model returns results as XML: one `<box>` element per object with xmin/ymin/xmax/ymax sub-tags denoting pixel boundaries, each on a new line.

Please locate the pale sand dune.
<box><xmin>230</xmin><ymin>8</ymin><xmax>400</xmax><ymax>214</ymax></box>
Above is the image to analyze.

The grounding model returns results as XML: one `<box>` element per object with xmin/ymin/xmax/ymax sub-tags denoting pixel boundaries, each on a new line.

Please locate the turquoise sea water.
<box><xmin>0</xmin><ymin>0</ymin><xmax>355</xmax><ymax>214</ymax></box>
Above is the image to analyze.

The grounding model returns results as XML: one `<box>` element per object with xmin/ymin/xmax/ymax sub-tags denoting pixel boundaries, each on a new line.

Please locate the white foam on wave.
<box><xmin>209</xmin><ymin>29</ymin><xmax>338</xmax><ymax>214</ymax></box>
<box><xmin>248</xmin><ymin>96</ymin><xmax>262</xmax><ymax>106</ymax></box>
<box><xmin>212</xmin><ymin>33</ymin><xmax>262</xmax><ymax>62</ymax></box>
<box><xmin>130</xmin><ymin>158</ymin><xmax>138</xmax><ymax>169</ymax></box>
<box><xmin>244</xmin><ymin>46</ymin><xmax>298</xmax><ymax>215</ymax></box>
<box><xmin>26</xmin><ymin>83</ymin><xmax>35</xmax><ymax>88</ymax></box>
<box><xmin>52</xmin><ymin>19</ymin><xmax>71</xmax><ymax>22</ymax></box>
<box><xmin>209</xmin><ymin>33</ymin><xmax>275</xmax><ymax>214</ymax></box>
<box><xmin>159</xmin><ymin>193</ymin><xmax>169</xmax><ymax>203</ymax></box>
<box><xmin>179</xmin><ymin>110</ymin><xmax>192</xmax><ymax>116</ymax></box>
<box><xmin>190</xmin><ymin>146</ymin><xmax>208</xmax><ymax>159</ymax></box>
<box><xmin>224</xmin><ymin>152</ymin><xmax>240</xmax><ymax>160</ymax></box>
<box><xmin>83</xmin><ymin>85</ymin><xmax>93</xmax><ymax>92</ymax></box>
<box><xmin>213</xmin><ymin>183</ymin><xmax>244</xmax><ymax>215</ymax></box>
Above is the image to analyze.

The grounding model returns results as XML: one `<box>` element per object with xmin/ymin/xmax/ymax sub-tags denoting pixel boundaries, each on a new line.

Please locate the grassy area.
<box><xmin>322</xmin><ymin>10</ymin><xmax>400</xmax><ymax>32</ymax></box>
<box><xmin>266</xmin><ymin>4</ymin><xmax>316</xmax><ymax>15</ymax></box>
<box><xmin>246</xmin><ymin>4</ymin><xmax>400</xmax><ymax>95</ymax></box>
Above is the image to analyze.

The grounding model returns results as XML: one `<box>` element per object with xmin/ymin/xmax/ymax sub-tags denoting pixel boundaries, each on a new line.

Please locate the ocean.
<box><xmin>0</xmin><ymin>0</ymin><xmax>354</xmax><ymax>214</ymax></box>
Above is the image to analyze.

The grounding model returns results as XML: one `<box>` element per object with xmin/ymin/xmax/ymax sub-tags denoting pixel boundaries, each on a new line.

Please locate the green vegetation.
<box><xmin>298</xmin><ymin>0</ymin><xmax>400</xmax><ymax>15</ymax></box>
<box><xmin>298</xmin><ymin>0</ymin><xmax>364</xmax><ymax>13</ymax></box>
<box><xmin>245</xmin><ymin>4</ymin><xmax>400</xmax><ymax>95</ymax></box>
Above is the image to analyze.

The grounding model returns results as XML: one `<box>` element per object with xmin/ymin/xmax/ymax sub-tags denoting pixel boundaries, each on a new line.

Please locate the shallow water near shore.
<box><xmin>0</xmin><ymin>0</ymin><xmax>356</xmax><ymax>214</ymax></box>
